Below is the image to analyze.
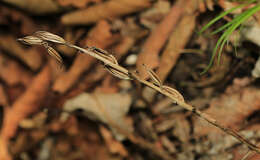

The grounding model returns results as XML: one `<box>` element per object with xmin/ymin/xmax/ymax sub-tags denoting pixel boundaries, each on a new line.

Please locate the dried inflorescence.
<box><xmin>18</xmin><ymin>31</ymin><xmax>260</xmax><ymax>155</ymax></box>
<box><xmin>18</xmin><ymin>31</ymin><xmax>64</xmax><ymax>65</ymax></box>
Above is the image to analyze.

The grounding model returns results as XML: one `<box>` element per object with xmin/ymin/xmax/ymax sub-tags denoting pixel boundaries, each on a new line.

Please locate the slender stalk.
<box><xmin>69</xmin><ymin>42</ymin><xmax>260</xmax><ymax>153</ymax></box>
<box><xmin>18</xmin><ymin>31</ymin><xmax>260</xmax><ymax>154</ymax></box>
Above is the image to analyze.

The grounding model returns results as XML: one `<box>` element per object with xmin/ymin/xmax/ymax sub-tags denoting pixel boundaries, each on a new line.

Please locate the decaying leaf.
<box><xmin>194</xmin><ymin>85</ymin><xmax>260</xmax><ymax>137</ymax></box>
<box><xmin>57</xmin><ymin>0</ymin><xmax>100</xmax><ymax>8</ymax></box>
<box><xmin>62</xmin><ymin>92</ymin><xmax>133</xmax><ymax>140</ymax></box>
<box><xmin>2</xmin><ymin>0</ymin><xmax>62</xmax><ymax>15</ymax></box>
<box><xmin>99</xmin><ymin>126</ymin><xmax>128</xmax><ymax>157</ymax></box>
<box><xmin>0</xmin><ymin>35</ymin><xmax>43</xmax><ymax>71</ymax></box>
<box><xmin>61</xmin><ymin>0</ymin><xmax>151</xmax><ymax>25</ymax></box>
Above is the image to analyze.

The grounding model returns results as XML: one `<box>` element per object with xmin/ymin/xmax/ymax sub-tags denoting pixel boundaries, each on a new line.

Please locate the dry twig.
<box><xmin>18</xmin><ymin>31</ymin><xmax>260</xmax><ymax>155</ymax></box>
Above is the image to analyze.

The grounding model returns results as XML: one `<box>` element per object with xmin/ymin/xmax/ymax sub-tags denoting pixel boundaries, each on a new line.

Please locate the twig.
<box><xmin>18</xmin><ymin>31</ymin><xmax>260</xmax><ymax>154</ymax></box>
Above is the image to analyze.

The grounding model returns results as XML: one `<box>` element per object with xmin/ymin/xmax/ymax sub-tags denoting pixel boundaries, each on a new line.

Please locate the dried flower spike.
<box><xmin>17</xmin><ymin>36</ymin><xmax>44</xmax><ymax>45</ymax></box>
<box><xmin>105</xmin><ymin>66</ymin><xmax>131</xmax><ymax>80</ymax></box>
<box><xmin>142</xmin><ymin>64</ymin><xmax>162</xmax><ymax>87</ymax></box>
<box><xmin>88</xmin><ymin>46</ymin><xmax>118</xmax><ymax>64</ymax></box>
<box><xmin>162</xmin><ymin>85</ymin><xmax>185</xmax><ymax>102</ymax></box>
<box><xmin>45</xmin><ymin>46</ymin><xmax>63</xmax><ymax>65</ymax></box>
<box><xmin>33</xmin><ymin>31</ymin><xmax>66</xmax><ymax>44</ymax></box>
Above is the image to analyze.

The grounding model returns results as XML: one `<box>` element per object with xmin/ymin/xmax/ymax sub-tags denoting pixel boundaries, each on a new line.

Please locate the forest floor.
<box><xmin>0</xmin><ymin>0</ymin><xmax>260</xmax><ymax>160</ymax></box>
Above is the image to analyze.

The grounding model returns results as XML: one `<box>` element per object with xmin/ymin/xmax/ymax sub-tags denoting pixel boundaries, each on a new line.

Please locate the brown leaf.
<box><xmin>99</xmin><ymin>126</ymin><xmax>128</xmax><ymax>157</ymax></box>
<box><xmin>0</xmin><ymin>65</ymin><xmax>52</xmax><ymax>159</ymax></box>
<box><xmin>156</xmin><ymin>7</ymin><xmax>197</xmax><ymax>82</ymax></box>
<box><xmin>0</xmin><ymin>84</ymin><xmax>8</xmax><ymax>107</ymax></box>
<box><xmin>0</xmin><ymin>35</ymin><xmax>43</xmax><ymax>71</ymax></box>
<box><xmin>2</xmin><ymin>0</ymin><xmax>62</xmax><ymax>15</ymax></box>
<box><xmin>62</xmin><ymin>92</ymin><xmax>133</xmax><ymax>141</ymax></box>
<box><xmin>1</xmin><ymin>65</ymin><xmax>51</xmax><ymax>139</ymax></box>
<box><xmin>194</xmin><ymin>85</ymin><xmax>260</xmax><ymax>137</ymax></box>
<box><xmin>57</xmin><ymin>0</ymin><xmax>101</xmax><ymax>8</ymax></box>
<box><xmin>61</xmin><ymin>0</ymin><xmax>151</xmax><ymax>25</ymax></box>
<box><xmin>0</xmin><ymin>54</ymin><xmax>33</xmax><ymax>86</ymax></box>
<box><xmin>136</xmin><ymin>0</ymin><xmax>186</xmax><ymax>79</ymax></box>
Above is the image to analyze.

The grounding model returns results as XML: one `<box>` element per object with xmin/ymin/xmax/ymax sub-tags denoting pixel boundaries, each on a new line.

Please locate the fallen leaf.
<box><xmin>61</xmin><ymin>0</ymin><xmax>151</xmax><ymax>25</ymax></box>
<box><xmin>0</xmin><ymin>84</ymin><xmax>8</xmax><ymax>107</ymax></box>
<box><xmin>0</xmin><ymin>65</ymin><xmax>52</xmax><ymax>159</ymax></box>
<box><xmin>194</xmin><ymin>85</ymin><xmax>260</xmax><ymax>136</ymax></box>
<box><xmin>62</xmin><ymin>92</ymin><xmax>133</xmax><ymax>141</ymax></box>
<box><xmin>57</xmin><ymin>0</ymin><xmax>101</xmax><ymax>8</ymax></box>
<box><xmin>0</xmin><ymin>54</ymin><xmax>33</xmax><ymax>86</ymax></box>
<box><xmin>136</xmin><ymin>0</ymin><xmax>186</xmax><ymax>79</ymax></box>
<box><xmin>0</xmin><ymin>35</ymin><xmax>43</xmax><ymax>71</ymax></box>
<box><xmin>99</xmin><ymin>126</ymin><xmax>128</xmax><ymax>157</ymax></box>
<box><xmin>156</xmin><ymin>7</ymin><xmax>197</xmax><ymax>82</ymax></box>
<box><xmin>2</xmin><ymin>0</ymin><xmax>62</xmax><ymax>15</ymax></box>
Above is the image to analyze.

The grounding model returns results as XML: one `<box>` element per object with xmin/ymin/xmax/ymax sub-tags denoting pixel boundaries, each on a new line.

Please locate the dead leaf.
<box><xmin>194</xmin><ymin>85</ymin><xmax>260</xmax><ymax>136</ymax></box>
<box><xmin>0</xmin><ymin>84</ymin><xmax>8</xmax><ymax>107</ymax></box>
<box><xmin>61</xmin><ymin>0</ymin><xmax>151</xmax><ymax>25</ymax></box>
<box><xmin>2</xmin><ymin>0</ymin><xmax>62</xmax><ymax>15</ymax></box>
<box><xmin>62</xmin><ymin>92</ymin><xmax>133</xmax><ymax>141</ymax></box>
<box><xmin>0</xmin><ymin>35</ymin><xmax>43</xmax><ymax>71</ymax></box>
<box><xmin>0</xmin><ymin>54</ymin><xmax>33</xmax><ymax>86</ymax></box>
<box><xmin>57</xmin><ymin>0</ymin><xmax>101</xmax><ymax>8</ymax></box>
<box><xmin>1</xmin><ymin>65</ymin><xmax>52</xmax><ymax>139</ymax></box>
<box><xmin>0</xmin><ymin>6</ymin><xmax>37</xmax><ymax>35</ymax></box>
<box><xmin>99</xmin><ymin>126</ymin><xmax>128</xmax><ymax>157</ymax></box>
<box><xmin>156</xmin><ymin>9</ymin><xmax>197</xmax><ymax>82</ymax></box>
<box><xmin>0</xmin><ymin>65</ymin><xmax>52</xmax><ymax>159</ymax></box>
<box><xmin>136</xmin><ymin>0</ymin><xmax>186</xmax><ymax>79</ymax></box>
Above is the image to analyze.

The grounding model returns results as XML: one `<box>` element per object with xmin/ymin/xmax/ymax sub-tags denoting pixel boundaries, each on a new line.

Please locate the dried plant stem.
<box><xmin>67</xmin><ymin>44</ymin><xmax>260</xmax><ymax>154</ymax></box>
<box><xmin>68</xmin><ymin>43</ymin><xmax>260</xmax><ymax>154</ymax></box>
<box><xmin>18</xmin><ymin>31</ymin><xmax>260</xmax><ymax>154</ymax></box>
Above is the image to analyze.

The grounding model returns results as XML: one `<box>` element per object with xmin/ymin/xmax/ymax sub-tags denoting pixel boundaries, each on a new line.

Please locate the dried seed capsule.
<box><xmin>105</xmin><ymin>65</ymin><xmax>131</xmax><ymax>80</ymax></box>
<box><xmin>88</xmin><ymin>46</ymin><xmax>118</xmax><ymax>65</ymax></box>
<box><xmin>34</xmin><ymin>31</ymin><xmax>66</xmax><ymax>44</ymax></box>
<box><xmin>17</xmin><ymin>36</ymin><xmax>43</xmax><ymax>45</ymax></box>
<box><xmin>143</xmin><ymin>64</ymin><xmax>162</xmax><ymax>87</ymax></box>
<box><xmin>46</xmin><ymin>46</ymin><xmax>63</xmax><ymax>65</ymax></box>
<box><xmin>162</xmin><ymin>85</ymin><xmax>185</xmax><ymax>102</ymax></box>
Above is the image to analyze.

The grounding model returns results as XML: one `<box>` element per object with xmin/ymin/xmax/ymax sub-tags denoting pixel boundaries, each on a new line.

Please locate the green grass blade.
<box><xmin>210</xmin><ymin>7</ymin><xmax>254</xmax><ymax>35</ymax></box>
<box><xmin>217</xmin><ymin>5</ymin><xmax>260</xmax><ymax>64</ymax></box>
<box><xmin>201</xmin><ymin>4</ymin><xmax>260</xmax><ymax>74</ymax></box>
<box><xmin>198</xmin><ymin>0</ymin><xmax>256</xmax><ymax>35</ymax></box>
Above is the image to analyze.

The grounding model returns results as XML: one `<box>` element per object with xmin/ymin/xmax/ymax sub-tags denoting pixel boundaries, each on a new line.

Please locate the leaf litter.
<box><xmin>1</xmin><ymin>0</ymin><xmax>260</xmax><ymax>160</ymax></box>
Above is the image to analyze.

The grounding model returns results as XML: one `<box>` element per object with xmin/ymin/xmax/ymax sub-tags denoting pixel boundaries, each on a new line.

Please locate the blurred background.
<box><xmin>0</xmin><ymin>0</ymin><xmax>260</xmax><ymax>160</ymax></box>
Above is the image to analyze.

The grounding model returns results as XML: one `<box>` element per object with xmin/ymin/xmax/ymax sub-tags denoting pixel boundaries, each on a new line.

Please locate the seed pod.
<box><xmin>88</xmin><ymin>47</ymin><xmax>118</xmax><ymax>65</ymax></box>
<box><xmin>46</xmin><ymin>46</ymin><xmax>63</xmax><ymax>65</ymax></box>
<box><xmin>34</xmin><ymin>31</ymin><xmax>66</xmax><ymax>44</ymax></box>
<box><xmin>17</xmin><ymin>36</ymin><xmax>43</xmax><ymax>45</ymax></box>
<box><xmin>105</xmin><ymin>65</ymin><xmax>131</xmax><ymax>80</ymax></box>
<box><xmin>108</xmin><ymin>54</ymin><xmax>118</xmax><ymax>65</ymax></box>
<box><xmin>162</xmin><ymin>85</ymin><xmax>185</xmax><ymax>102</ymax></box>
<box><xmin>143</xmin><ymin>64</ymin><xmax>162</xmax><ymax>87</ymax></box>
